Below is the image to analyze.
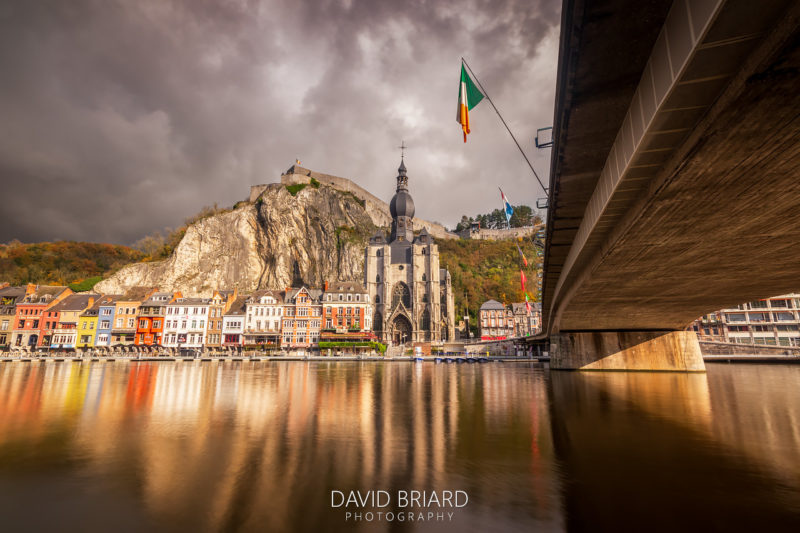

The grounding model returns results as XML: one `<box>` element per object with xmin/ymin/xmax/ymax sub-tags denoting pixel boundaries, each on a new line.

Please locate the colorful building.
<box><xmin>94</xmin><ymin>295</ymin><xmax>122</xmax><ymax>349</ymax></box>
<box><xmin>49</xmin><ymin>294</ymin><xmax>98</xmax><ymax>349</ymax></box>
<box><xmin>320</xmin><ymin>281</ymin><xmax>375</xmax><ymax>347</ymax></box>
<box><xmin>135</xmin><ymin>292</ymin><xmax>175</xmax><ymax>347</ymax></box>
<box><xmin>12</xmin><ymin>285</ymin><xmax>72</xmax><ymax>349</ymax></box>
<box><xmin>112</xmin><ymin>287</ymin><xmax>157</xmax><ymax>346</ymax></box>
<box><xmin>77</xmin><ymin>295</ymin><xmax>120</xmax><ymax>349</ymax></box>
<box><xmin>0</xmin><ymin>285</ymin><xmax>32</xmax><ymax>350</ymax></box>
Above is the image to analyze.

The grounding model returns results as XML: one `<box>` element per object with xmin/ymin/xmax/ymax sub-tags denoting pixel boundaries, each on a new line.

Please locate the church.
<box><xmin>364</xmin><ymin>159</ymin><xmax>456</xmax><ymax>345</ymax></box>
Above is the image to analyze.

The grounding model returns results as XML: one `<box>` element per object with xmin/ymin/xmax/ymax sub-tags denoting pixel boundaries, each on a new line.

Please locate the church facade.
<box><xmin>364</xmin><ymin>160</ymin><xmax>456</xmax><ymax>345</ymax></box>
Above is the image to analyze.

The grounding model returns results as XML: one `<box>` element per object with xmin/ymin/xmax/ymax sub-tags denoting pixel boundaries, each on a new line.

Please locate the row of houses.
<box><xmin>478</xmin><ymin>299</ymin><xmax>542</xmax><ymax>341</ymax></box>
<box><xmin>689</xmin><ymin>293</ymin><xmax>800</xmax><ymax>347</ymax></box>
<box><xmin>0</xmin><ymin>281</ymin><xmax>377</xmax><ymax>352</ymax></box>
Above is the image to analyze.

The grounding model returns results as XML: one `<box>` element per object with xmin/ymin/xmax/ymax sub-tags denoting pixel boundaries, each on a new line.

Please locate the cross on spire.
<box><xmin>398</xmin><ymin>140</ymin><xmax>407</xmax><ymax>160</ymax></box>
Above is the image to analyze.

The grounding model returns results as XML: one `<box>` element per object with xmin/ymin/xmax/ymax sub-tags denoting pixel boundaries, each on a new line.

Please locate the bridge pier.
<box><xmin>550</xmin><ymin>330</ymin><xmax>705</xmax><ymax>372</ymax></box>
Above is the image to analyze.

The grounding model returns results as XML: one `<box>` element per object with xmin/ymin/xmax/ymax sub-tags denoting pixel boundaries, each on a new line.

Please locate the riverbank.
<box><xmin>0</xmin><ymin>354</ymin><xmax>546</xmax><ymax>363</ymax></box>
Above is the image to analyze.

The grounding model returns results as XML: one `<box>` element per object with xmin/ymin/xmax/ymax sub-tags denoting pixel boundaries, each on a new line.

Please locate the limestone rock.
<box><xmin>95</xmin><ymin>183</ymin><xmax>378</xmax><ymax>296</ymax></box>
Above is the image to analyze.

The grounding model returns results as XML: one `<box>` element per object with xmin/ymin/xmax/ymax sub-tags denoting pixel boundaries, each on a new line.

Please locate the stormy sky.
<box><xmin>0</xmin><ymin>0</ymin><xmax>560</xmax><ymax>245</ymax></box>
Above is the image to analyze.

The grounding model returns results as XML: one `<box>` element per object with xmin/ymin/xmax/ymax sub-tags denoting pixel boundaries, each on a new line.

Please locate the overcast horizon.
<box><xmin>0</xmin><ymin>0</ymin><xmax>560</xmax><ymax>246</ymax></box>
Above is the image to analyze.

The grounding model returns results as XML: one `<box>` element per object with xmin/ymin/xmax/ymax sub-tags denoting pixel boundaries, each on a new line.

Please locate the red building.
<box><xmin>319</xmin><ymin>281</ymin><xmax>375</xmax><ymax>348</ymax></box>
<box><xmin>11</xmin><ymin>285</ymin><xmax>72</xmax><ymax>349</ymax></box>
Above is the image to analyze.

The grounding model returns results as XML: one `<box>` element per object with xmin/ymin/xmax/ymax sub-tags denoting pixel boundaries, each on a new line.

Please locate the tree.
<box><xmin>509</xmin><ymin>205</ymin><xmax>534</xmax><ymax>227</ymax></box>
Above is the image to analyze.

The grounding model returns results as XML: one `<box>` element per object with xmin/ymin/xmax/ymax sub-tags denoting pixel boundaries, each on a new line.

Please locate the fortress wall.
<box><xmin>456</xmin><ymin>226</ymin><xmax>540</xmax><ymax>240</ymax></box>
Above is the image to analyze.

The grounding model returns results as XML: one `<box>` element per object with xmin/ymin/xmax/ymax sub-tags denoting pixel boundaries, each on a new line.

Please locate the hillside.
<box><xmin>438</xmin><ymin>238</ymin><xmax>541</xmax><ymax>333</ymax></box>
<box><xmin>0</xmin><ymin>241</ymin><xmax>145</xmax><ymax>289</ymax></box>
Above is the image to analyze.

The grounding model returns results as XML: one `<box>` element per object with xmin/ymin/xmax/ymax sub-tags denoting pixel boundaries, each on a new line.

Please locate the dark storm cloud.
<box><xmin>0</xmin><ymin>0</ymin><xmax>560</xmax><ymax>244</ymax></box>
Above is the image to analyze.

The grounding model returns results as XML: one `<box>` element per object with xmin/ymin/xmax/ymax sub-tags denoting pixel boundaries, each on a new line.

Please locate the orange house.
<box><xmin>135</xmin><ymin>292</ymin><xmax>178</xmax><ymax>347</ymax></box>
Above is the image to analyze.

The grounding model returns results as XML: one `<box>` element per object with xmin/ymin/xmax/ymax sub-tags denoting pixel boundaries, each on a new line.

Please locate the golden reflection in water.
<box><xmin>549</xmin><ymin>366</ymin><xmax>800</xmax><ymax>531</ymax></box>
<box><xmin>0</xmin><ymin>361</ymin><xmax>559</xmax><ymax>532</ymax></box>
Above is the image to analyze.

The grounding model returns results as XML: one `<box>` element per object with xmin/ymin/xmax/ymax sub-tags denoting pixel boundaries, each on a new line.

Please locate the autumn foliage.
<box><xmin>438</xmin><ymin>237</ymin><xmax>541</xmax><ymax>335</ymax></box>
<box><xmin>0</xmin><ymin>240</ymin><xmax>145</xmax><ymax>286</ymax></box>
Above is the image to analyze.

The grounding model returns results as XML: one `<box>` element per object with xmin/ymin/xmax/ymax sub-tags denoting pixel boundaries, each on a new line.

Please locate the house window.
<box><xmin>139</xmin><ymin>320</ymin><xmax>147</xmax><ymax>328</ymax></box>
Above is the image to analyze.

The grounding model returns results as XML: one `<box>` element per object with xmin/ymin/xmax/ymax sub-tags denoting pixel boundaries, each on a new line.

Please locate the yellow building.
<box><xmin>76</xmin><ymin>295</ymin><xmax>117</xmax><ymax>349</ymax></box>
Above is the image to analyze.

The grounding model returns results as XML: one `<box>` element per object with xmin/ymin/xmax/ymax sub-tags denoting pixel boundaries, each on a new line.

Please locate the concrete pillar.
<box><xmin>550</xmin><ymin>330</ymin><xmax>705</xmax><ymax>372</ymax></box>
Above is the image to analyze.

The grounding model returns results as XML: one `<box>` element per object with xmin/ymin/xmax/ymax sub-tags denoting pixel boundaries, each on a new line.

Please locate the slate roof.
<box><xmin>324</xmin><ymin>281</ymin><xmax>367</xmax><ymax>294</ymax></box>
<box><xmin>479</xmin><ymin>299</ymin><xmax>505</xmax><ymax>311</ymax></box>
<box><xmin>50</xmin><ymin>293</ymin><xmax>98</xmax><ymax>313</ymax></box>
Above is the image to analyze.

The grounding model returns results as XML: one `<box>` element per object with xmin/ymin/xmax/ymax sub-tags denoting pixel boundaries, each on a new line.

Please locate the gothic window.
<box><xmin>422</xmin><ymin>293</ymin><xmax>428</xmax><ymax>303</ymax></box>
<box><xmin>376</xmin><ymin>250</ymin><xmax>382</xmax><ymax>257</ymax></box>
<box><xmin>422</xmin><ymin>249</ymin><xmax>426</xmax><ymax>255</ymax></box>
<box><xmin>376</xmin><ymin>274</ymin><xmax>381</xmax><ymax>282</ymax></box>
<box><xmin>376</xmin><ymin>295</ymin><xmax>380</xmax><ymax>303</ymax></box>
<box><xmin>392</xmin><ymin>282</ymin><xmax>411</xmax><ymax>309</ymax></box>
<box><xmin>421</xmin><ymin>309</ymin><xmax>431</xmax><ymax>331</ymax></box>
<box><xmin>422</xmin><ymin>273</ymin><xmax>426</xmax><ymax>281</ymax></box>
<box><xmin>374</xmin><ymin>311</ymin><xmax>383</xmax><ymax>332</ymax></box>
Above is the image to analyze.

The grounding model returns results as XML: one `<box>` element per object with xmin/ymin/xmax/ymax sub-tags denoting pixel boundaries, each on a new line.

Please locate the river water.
<box><xmin>0</xmin><ymin>361</ymin><xmax>798</xmax><ymax>532</ymax></box>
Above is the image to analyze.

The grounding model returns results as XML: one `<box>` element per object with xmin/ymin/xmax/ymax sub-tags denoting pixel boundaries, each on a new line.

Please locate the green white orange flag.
<box><xmin>457</xmin><ymin>64</ymin><xmax>484</xmax><ymax>142</ymax></box>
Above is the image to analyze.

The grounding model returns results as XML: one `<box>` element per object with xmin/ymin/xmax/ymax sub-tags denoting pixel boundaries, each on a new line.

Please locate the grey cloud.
<box><xmin>0</xmin><ymin>0</ymin><xmax>560</xmax><ymax>244</ymax></box>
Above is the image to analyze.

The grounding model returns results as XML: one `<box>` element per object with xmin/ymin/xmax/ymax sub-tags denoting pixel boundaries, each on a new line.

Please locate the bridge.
<box><xmin>541</xmin><ymin>0</ymin><xmax>800</xmax><ymax>370</ymax></box>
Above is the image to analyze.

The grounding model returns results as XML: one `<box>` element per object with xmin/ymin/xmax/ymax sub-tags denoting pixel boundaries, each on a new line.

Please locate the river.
<box><xmin>0</xmin><ymin>361</ymin><xmax>798</xmax><ymax>532</ymax></box>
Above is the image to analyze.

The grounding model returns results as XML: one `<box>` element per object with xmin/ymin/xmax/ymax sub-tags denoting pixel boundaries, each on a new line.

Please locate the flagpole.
<box><xmin>461</xmin><ymin>57</ymin><xmax>548</xmax><ymax>195</ymax></box>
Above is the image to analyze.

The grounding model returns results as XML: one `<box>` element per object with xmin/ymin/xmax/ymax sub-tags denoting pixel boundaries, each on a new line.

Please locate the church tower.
<box><xmin>389</xmin><ymin>159</ymin><xmax>414</xmax><ymax>243</ymax></box>
<box><xmin>364</xmin><ymin>159</ymin><xmax>456</xmax><ymax>347</ymax></box>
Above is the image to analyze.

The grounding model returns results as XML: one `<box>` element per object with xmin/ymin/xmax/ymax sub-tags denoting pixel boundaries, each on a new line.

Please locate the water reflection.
<box><xmin>1</xmin><ymin>362</ymin><xmax>800</xmax><ymax>531</ymax></box>
<box><xmin>549</xmin><ymin>365</ymin><xmax>800</xmax><ymax>531</ymax></box>
<box><xmin>0</xmin><ymin>362</ymin><xmax>560</xmax><ymax>532</ymax></box>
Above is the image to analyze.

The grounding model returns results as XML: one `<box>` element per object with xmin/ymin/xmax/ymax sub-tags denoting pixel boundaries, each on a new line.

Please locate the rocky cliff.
<box><xmin>95</xmin><ymin>182</ymin><xmax>377</xmax><ymax>296</ymax></box>
<box><xmin>253</xmin><ymin>165</ymin><xmax>459</xmax><ymax>241</ymax></box>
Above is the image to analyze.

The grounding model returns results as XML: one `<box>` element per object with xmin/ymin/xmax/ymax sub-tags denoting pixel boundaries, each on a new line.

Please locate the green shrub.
<box><xmin>310</xmin><ymin>177</ymin><xmax>320</xmax><ymax>188</ymax></box>
<box><xmin>69</xmin><ymin>276</ymin><xmax>103</xmax><ymax>292</ymax></box>
<box><xmin>286</xmin><ymin>183</ymin><xmax>307</xmax><ymax>196</ymax></box>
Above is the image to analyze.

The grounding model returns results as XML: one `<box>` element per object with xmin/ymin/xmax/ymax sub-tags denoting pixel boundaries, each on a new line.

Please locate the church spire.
<box><xmin>389</xmin><ymin>158</ymin><xmax>415</xmax><ymax>243</ymax></box>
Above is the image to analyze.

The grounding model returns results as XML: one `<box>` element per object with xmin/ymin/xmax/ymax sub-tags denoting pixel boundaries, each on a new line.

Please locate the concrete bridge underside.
<box><xmin>542</xmin><ymin>0</ymin><xmax>800</xmax><ymax>370</ymax></box>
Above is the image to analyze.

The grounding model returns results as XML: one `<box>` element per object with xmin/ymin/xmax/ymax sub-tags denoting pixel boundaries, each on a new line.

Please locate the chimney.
<box><xmin>324</xmin><ymin>280</ymin><xmax>329</xmax><ymax>291</ymax></box>
<box><xmin>26</xmin><ymin>283</ymin><xmax>36</xmax><ymax>295</ymax></box>
<box><xmin>88</xmin><ymin>296</ymin><xmax>95</xmax><ymax>307</ymax></box>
